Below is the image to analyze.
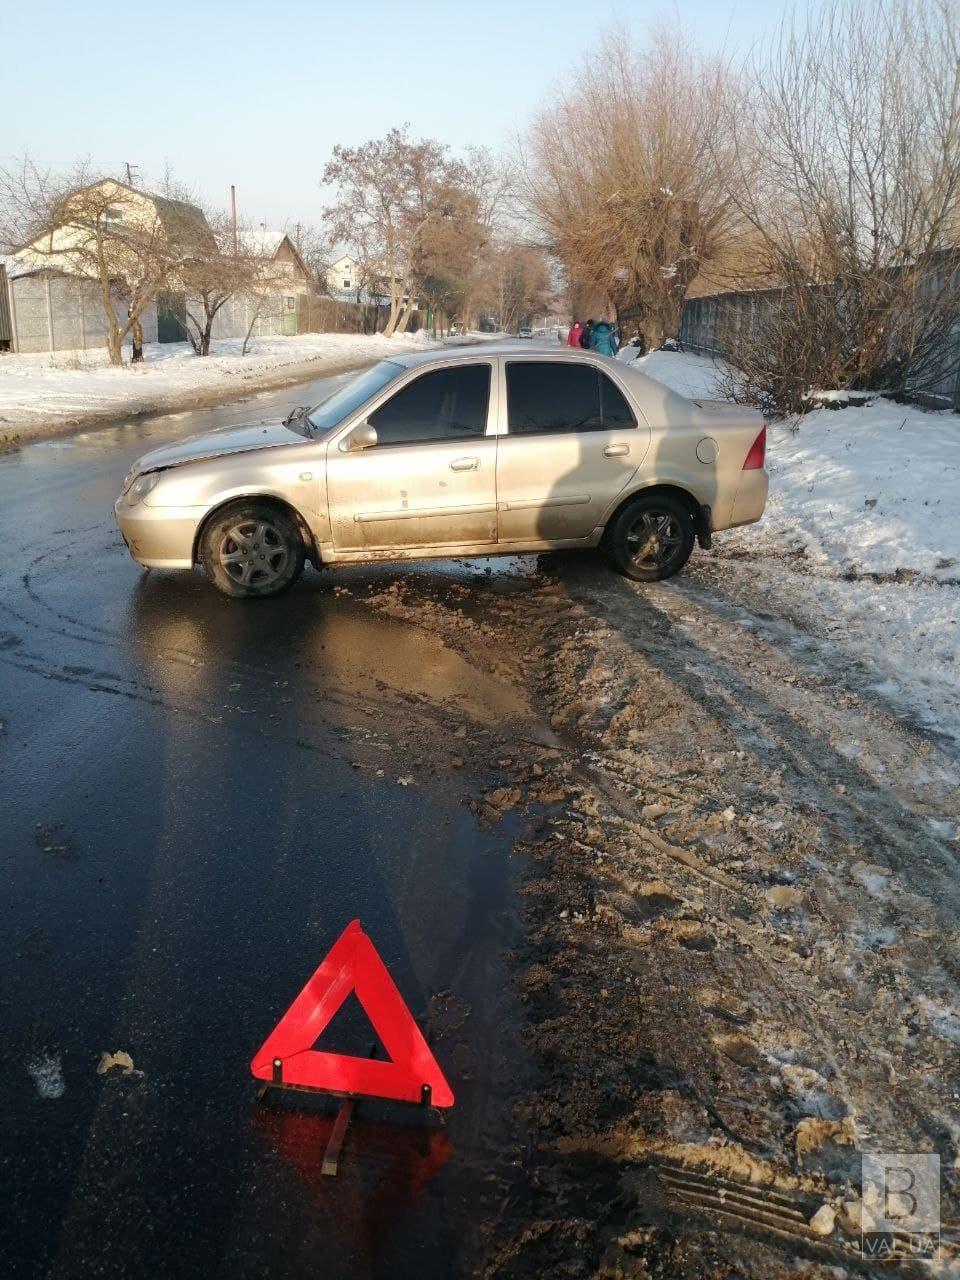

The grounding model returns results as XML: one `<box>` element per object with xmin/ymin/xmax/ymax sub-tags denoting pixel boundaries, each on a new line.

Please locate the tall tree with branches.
<box><xmin>323</xmin><ymin>128</ymin><xmax>499</xmax><ymax>336</ymax></box>
<box><xmin>717</xmin><ymin>0</ymin><xmax>960</xmax><ymax>411</ymax></box>
<box><xmin>517</xmin><ymin>26</ymin><xmax>742</xmax><ymax>345</ymax></box>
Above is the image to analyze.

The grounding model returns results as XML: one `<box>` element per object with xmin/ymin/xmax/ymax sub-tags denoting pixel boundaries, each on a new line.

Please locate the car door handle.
<box><xmin>449</xmin><ymin>457</ymin><xmax>480</xmax><ymax>471</ymax></box>
<box><xmin>603</xmin><ymin>444</ymin><xmax>630</xmax><ymax>457</ymax></box>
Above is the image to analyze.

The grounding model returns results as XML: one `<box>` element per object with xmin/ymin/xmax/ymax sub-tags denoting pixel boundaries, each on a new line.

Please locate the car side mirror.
<box><xmin>346</xmin><ymin>423</ymin><xmax>378</xmax><ymax>451</ymax></box>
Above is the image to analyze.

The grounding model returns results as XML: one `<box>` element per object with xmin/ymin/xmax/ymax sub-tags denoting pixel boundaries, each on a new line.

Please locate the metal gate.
<box><xmin>157</xmin><ymin>292</ymin><xmax>187</xmax><ymax>343</ymax></box>
<box><xmin>281</xmin><ymin>295</ymin><xmax>297</xmax><ymax>336</ymax></box>
<box><xmin>0</xmin><ymin>265</ymin><xmax>12</xmax><ymax>349</ymax></box>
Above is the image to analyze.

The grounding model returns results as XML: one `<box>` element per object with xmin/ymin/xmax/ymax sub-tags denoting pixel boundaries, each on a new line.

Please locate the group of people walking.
<box><xmin>566</xmin><ymin>316</ymin><xmax>619</xmax><ymax>357</ymax></box>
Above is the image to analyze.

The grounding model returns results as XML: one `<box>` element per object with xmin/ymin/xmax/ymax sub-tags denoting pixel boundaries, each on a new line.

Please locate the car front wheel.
<box><xmin>605</xmin><ymin>493</ymin><xmax>696</xmax><ymax>582</ymax></box>
<box><xmin>200</xmin><ymin>501</ymin><xmax>305</xmax><ymax>599</ymax></box>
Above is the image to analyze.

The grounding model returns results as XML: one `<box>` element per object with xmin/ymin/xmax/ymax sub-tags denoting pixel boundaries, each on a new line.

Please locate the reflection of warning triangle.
<box><xmin>251</xmin><ymin>920</ymin><xmax>454</xmax><ymax>1108</ymax></box>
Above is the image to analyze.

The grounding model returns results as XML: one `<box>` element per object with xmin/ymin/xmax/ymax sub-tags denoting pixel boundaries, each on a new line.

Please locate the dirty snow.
<box><xmin>356</xmin><ymin>552</ymin><xmax>960</xmax><ymax>1275</ymax></box>
<box><xmin>630</xmin><ymin>348</ymin><xmax>960</xmax><ymax>743</ymax></box>
<box><xmin>0</xmin><ymin>330</ymin><xmax>441</xmax><ymax>442</ymax></box>
<box><xmin>25</xmin><ymin>1052</ymin><xmax>65</xmax><ymax>1099</ymax></box>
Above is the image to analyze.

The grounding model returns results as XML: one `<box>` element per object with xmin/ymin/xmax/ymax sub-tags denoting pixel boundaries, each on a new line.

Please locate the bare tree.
<box><xmin>0</xmin><ymin>159</ymin><xmax>201</xmax><ymax>365</ymax></box>
<box><xmin>718</xmin><ymin>0</ymin><xmax>960</xmax><ymax>412</ymax></box>
<box><xmin>285</xmin><ymin>221</ymin><xmax>330</xmax><ymax>292</ymax></box>
<box><xmin>323</xmin><ymin>127</ymin><xmax>496</xmax><ymax>336</ymax></box>
<box><xmin>447</xmin><ymin>147</ymin><xmax>510</xmax><ymax>331</ymax></box>
<box><xmin>517</xmin><ymin>26</ymin><xmax>742</xmax><ymax>346</ymax></box>
<box><xmin>324</xmin><ymin>128</ymin><xmax>416</xmax><ymax>335</ymax></box>
<box><xmin>178</xmin><ymin>210</ymin><xmax>275</xmax><ymax>356</ymax></box>
<box><xmin>476</xmin><ymin>241</ymin><xmax>552</xmax><ymax>333</ymax></box>
<box><xmin>409</xmin><ymin>164</ymin><xmax>488</xmax><ymax>332</ymax></box>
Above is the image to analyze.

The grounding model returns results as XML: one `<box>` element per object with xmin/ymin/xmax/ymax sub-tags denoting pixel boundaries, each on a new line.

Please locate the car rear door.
<box><xmin>325</xmin><ymin>359</ymin><xmax>498</xmax><ymax>554</ymax></box>
<box><xmin>496</xmin><ymin>358</ymin><xmax>651</xmax><ymax>544</ymax></box>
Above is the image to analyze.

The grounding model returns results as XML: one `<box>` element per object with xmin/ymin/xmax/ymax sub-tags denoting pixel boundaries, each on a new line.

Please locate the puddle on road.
<box><xmin>119</xmin><ymin>564</ymin><xmax>543</xmax><ymax>740</ymax></box>
<box><xmin>302</xmin><ymin>596</ymin><xmax>532</xmax><ymax>727</ymax></box>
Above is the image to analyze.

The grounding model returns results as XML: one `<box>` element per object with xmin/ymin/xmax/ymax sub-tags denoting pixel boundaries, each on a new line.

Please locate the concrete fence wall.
<box><xmin>2</xmin><ymin>273</ymin><xmax>402</xmax><ymax>353</ymax></box>
<box><xmin>200</xmin><ymin>292</ymin><xmax>285</xmax><ymax>342</ymax></box>
<box><xmin>5</xmin><ymin>272</ymin><xmax>157</xmax><ymax>354</ymax></box>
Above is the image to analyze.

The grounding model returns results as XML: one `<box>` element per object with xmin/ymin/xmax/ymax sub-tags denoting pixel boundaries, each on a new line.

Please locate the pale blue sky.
<box><xmin>2</xmin><ymin>0</ymin><xmax>778</xmax><ymax>230</ymax></box>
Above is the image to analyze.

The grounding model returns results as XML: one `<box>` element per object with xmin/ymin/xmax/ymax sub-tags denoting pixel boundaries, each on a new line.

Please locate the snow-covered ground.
<box><xmin>626</xmin><ymin>347</ymin><xmax>960</xmax><ymax>742</ymax></box>
<box><xmin>0</xmin><ymin>331</ymin><xmax>441</xmax><ymax>444</ymax></box>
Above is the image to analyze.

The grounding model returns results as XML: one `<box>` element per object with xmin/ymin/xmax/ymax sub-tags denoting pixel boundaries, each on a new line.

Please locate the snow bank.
<box><xmin>740</xmin><ymin>399</ymin><xmax>959</xmax><ymax>581</ymax></box>
<box><xmin>0</xmin><ymin>331</ymin><xmax>441</xmax><ymax>442</ymax></box>
<box><xmin>632</xmin><ymin>349</ymin><xmax>960</xmax><ymax>580</ymax></box>
<box><xmin>634</xmin><ymin>347</ymin><xmax>960</xmax><ymax>742</ymax></box>
<box><xmin>626</xmin><ymin>348</ymin><xmax>720</xmax><ymax>399</ymax></box>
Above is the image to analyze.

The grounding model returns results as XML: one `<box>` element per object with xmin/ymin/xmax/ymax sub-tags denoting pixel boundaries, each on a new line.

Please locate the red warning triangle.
<box><xmin>251</xmin><ymin>920</ymin><xmax>454</xmax><ymax>1108</ymax></box>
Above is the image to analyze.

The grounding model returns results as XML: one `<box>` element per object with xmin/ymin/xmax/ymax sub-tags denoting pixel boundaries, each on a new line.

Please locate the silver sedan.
<box><xmin>116</xmin><ymin>344</ymin><xmax>767</xmax><ymax>598</ymax></box>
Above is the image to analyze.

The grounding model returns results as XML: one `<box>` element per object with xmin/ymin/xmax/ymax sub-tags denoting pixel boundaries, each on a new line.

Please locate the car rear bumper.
<box><xmin>728</xmin><ymin>469</ymin><xmax>769</xmax><ymax>529</ymax></box>
<box><xmin>115</xmin><ymin>498</ymin><xmax>202</xmax><ymax>568</ymax></box>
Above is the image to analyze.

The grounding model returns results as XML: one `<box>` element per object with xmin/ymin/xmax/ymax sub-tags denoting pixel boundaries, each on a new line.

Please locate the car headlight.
<box><xmin>125</xmin><ymin>472</ymin><xmax>160</xmax><ymax>504</ymax></box>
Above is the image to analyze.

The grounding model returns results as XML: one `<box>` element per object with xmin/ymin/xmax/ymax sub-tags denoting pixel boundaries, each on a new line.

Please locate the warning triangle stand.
<box><xmin>252</xmin><ymin>920</ymin><xmax>455</xmax><ymax>1112</ymax></box>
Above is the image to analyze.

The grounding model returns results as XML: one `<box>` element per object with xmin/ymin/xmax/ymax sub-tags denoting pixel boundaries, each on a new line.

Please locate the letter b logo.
<box><xmin>884</xmin><ymin>1165</ymin><xmax>917</xmax><ymax>1220</ymax></box>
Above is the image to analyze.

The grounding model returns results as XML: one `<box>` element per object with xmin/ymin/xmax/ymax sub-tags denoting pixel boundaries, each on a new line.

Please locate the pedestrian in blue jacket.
<box><xmin>588</xmin><ymin>316</ymin><xmax>619</xmax><ymax>357</ymax></box>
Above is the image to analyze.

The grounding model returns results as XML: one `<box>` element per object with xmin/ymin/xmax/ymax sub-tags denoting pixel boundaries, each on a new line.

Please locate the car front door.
<box><xmin>496</xmin><ymin>359</ymin><xmax>651</xmax><ymax>544</ymax></box>
<box><xmin>326</xmin><ymin>360</ymin><xmax>498</xmax><ymax>554</ymax></box>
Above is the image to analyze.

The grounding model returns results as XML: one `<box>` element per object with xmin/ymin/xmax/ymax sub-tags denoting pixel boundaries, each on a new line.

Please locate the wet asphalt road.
<box><xmin>0</xmin><ymin>374</ymin><xmax>533</xmax><ymax>1279</ymax></box>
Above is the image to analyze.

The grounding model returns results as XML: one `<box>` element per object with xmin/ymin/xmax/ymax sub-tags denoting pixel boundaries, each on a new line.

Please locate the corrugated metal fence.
<box><xmin>679</xmin><ymin>274</ymin><xmax>960</xmax><ymax>411</ymax></box>
<box><xmin>0</xmin><ymin>264</ymin><xmax>12</xmax><ymax>348</ymax></box>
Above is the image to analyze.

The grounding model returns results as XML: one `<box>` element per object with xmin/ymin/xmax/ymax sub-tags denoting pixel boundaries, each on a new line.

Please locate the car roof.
<box><xmin>385</xmin><ymin>342</ymin><xmax>696</xmax><ymax>415</ymax></box>
<box><xmin>391</xmin><ymin>341</ymin><xmax>608</xmax><ymax>368</ymax></box>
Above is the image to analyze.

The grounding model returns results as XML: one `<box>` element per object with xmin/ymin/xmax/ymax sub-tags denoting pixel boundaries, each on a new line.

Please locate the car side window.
<box><xmin>368</xmin><ymin>365</ymin><xmax>490</xmax><ymax>446</ymax></box>
<box><xmin>599</xmin><ymin>372</ymin><xmax>637</xmax><ymax>428</ymax></box>
<box><xmin>506</xmin><ymin>362</ymin><xmax>601</xmax><ymax>434</ymax></box>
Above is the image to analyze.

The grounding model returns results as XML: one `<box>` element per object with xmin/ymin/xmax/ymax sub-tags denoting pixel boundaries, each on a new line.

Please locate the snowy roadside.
<box><xmin>625</xmin><ymin>348</ymin><xmax>960</xmax><ymax>743</ymax></box>
<box><xmin>0</xmin><ymin>331</ymin><xmax>443</xmax><ymax>448</ymax></box>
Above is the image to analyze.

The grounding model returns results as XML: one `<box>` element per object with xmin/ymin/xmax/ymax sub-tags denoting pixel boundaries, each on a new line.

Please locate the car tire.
<box><xmin>604</xmin><ymin>493</ymin><xmax>696</xmax><ymax>582</ymax></box>
<box><xmin>200</xmin><ymin>501</ymin><xmax>305</xmax><ymax>599</ymax></box>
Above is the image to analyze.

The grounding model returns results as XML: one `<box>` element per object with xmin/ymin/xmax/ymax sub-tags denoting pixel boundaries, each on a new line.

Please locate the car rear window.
<box><xmin>506</xmin><ymin>362</ymin><xmax>636</xmax><ymax>434</ymax></box>
<box><xmin>600</xmin><ymin>373</ymin><xmax>637</xmax><ymax>428</ymax></box>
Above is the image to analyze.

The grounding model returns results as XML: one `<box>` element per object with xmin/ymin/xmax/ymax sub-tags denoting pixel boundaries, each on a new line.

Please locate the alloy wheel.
<box><xmin>625</xmin><ymin>511</ymin><xmax>685</xmax><ymax>571</ymax></box>
<box><xmin>218</xmin><ymin>519</ymin><xmax>290</xmax><ymax>589</ymax></box>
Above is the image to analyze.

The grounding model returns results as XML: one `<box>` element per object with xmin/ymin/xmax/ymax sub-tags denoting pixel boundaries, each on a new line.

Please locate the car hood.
<box><xmin>134</xmin><ymin>420</ymin><xmax>305</xmax><ymax>474</ymax></box>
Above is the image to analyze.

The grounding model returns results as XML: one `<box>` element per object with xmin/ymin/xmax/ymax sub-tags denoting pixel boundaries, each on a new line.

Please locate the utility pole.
<box><xmin>295</xmin><ymin>222</ymin><xmax>301</xmax><ymax>253</ymax></box>
<box><xmin>124</xmin><ymin>162</ymin><xmax>140</xmax><ymax>187</ymax></box>
<box><xmin>230</xmin><ymin>185</ymin><xmax>238</xmax><ymax>257</ymax></box>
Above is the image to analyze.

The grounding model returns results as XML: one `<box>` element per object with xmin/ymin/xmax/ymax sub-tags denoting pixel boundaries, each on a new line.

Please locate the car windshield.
<box><xmin>303</xmin><ymin>360</ymin><xmax>404</xmax><ymax>436</ymax></box>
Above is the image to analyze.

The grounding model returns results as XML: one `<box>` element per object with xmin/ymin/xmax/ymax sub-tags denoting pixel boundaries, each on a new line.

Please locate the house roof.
<box><xmin>0</xmin><ymin>252</ymin><xmax>47</xmax><ymax>279</ymax></box>
<box><xmin>236</xmin><ymin>228</ymin><xmax>289</xmax><ymax>258</ymax></box>
<box><xmin>233</xmin><ymin>229</ymin><xmax>311</xmax><ymax>279</ymax></box>
<box><xmin>148</xmin><ymin>192</ymin><xmax>215</xmax><ymax>252</ymax></box>
<box><xmin>75</xmin><ymin>179</ymin><xmax>213</xmax><ymax>246</ymax></box>
<box><xmin>12</xmin><ymin>178</ymin><xmax>216</xmax><ymax>261</ymax></box>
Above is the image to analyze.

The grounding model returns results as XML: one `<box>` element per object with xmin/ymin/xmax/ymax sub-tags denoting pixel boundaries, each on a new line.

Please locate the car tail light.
<box><xmin>742</xmin><ymin>424</ymin><xmax>766</xmax><ymax>470</ymax></box>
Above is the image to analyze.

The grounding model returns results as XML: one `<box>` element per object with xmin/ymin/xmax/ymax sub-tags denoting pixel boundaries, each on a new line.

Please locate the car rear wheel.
<box><xmin>605</xmin><ymin>493</ymin><xmax>695</xmax><ymax>582</ymax></box>
<box><xmin>200</xmin><ymin>501</ymin><xmax>305</xmax><ymax>599</ymax></box>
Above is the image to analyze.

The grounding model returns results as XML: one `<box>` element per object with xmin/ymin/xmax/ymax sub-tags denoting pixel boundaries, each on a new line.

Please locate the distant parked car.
<box><xmin>518</xmin><ymin>324</ymin><xmax>533</xmax><ymax>339</ymax></box>
<box><xmin>115</xmin><ymin>345</ymin><xmax>768</xmax><ymax>598</ymax></box>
